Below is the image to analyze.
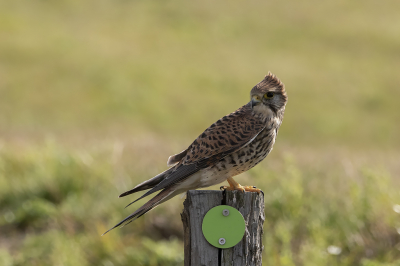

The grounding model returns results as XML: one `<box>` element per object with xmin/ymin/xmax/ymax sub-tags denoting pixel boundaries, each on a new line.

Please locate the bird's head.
<box><xmin>250</xmin><ymin>72</ymin><xmax>287</xmax><ymax>116</ymax></box>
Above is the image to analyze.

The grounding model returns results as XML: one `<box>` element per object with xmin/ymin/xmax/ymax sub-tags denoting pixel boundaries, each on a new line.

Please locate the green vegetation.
<box><xmin>1</xmin><ymin>0</ymin><xmax>400</xmax><ymax>265</ymax></box>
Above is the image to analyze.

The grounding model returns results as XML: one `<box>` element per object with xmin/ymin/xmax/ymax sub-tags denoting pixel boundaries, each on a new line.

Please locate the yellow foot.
<box><xmin>219</xmin><ymin>177</ymin><xmax>262</xmax><ymax>193</ymax></box>
<box><xmin>242</xmin><ymin>186</ymin><xmax>262</xmax><ymax>193</ymax></box>
<box><xmin>220</xmin><ymin>185</ymin><xmax>245</xmax><ymax>192</ymax></box>
<box><xmin>220</xmin><ymin>185</ymin><xmax>261</xmax><ymax>193</ymax></box>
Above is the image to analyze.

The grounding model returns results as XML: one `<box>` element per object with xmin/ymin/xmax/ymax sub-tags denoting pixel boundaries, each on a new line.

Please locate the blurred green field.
<box><xmin>1</xmin><ymin>0</ymin><xmax>400</xmax><ymax>265</ymax></box>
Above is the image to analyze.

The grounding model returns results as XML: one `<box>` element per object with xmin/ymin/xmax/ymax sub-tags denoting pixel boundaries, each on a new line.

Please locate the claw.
<box><xmin>220</xmin><ymin>185</ymin><xmax>244</xmax><ymax>192</ymax></box>
<box><xmin>242</xmin><ymin>186</ymin><xmax>262</xmax><ymax>193</ymax></box>
<box><xmin>221</xmin><ymin>184</ymin><xmax>261</xmax><ymax>193</ymax></box>
<box><xmin>222</xmin><ymin>177</ymin><xmax>262</xmax><ymax>193</ymax></box>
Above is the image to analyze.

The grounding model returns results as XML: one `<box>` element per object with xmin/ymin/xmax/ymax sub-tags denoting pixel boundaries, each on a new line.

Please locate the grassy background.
<box><xmin>1</xmin><ymin>0</ymin><xmax>400</xmax><ymax>265</ymax></box>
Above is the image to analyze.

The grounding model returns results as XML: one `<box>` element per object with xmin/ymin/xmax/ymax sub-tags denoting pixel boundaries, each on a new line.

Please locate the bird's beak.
<box><xmin>251</xmin><ymin>95</ymin><xmax>261</xmax><ymax>108</ymax></box>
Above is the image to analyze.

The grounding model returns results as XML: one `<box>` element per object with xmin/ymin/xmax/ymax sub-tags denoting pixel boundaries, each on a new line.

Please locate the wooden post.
<box><xmin>181</xmin><ymin>190</ymin><xmax>265</xmax><ymax>266</ymax></box>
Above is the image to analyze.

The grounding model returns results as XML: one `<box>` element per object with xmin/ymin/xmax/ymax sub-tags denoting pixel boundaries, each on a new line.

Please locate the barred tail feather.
<box><xmin>119</xmin><ymin>168</ymin><xmax>174</xmax><ymax>198</ymax></box>
<box><xmin>102</xmin><ymin>187</ymin><xmax>176</xmax><ymax>235</ymax></box>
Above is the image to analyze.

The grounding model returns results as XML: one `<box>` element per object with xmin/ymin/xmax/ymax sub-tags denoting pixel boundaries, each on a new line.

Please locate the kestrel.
<box><xmin>104</xmin><ymin>72</ymin><xmax>287</xmax><ymax>234</ymax></box>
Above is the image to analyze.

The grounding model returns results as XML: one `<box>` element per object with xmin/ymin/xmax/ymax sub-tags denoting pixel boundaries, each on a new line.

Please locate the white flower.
<box><xmin>327</xmin><ymin>245</ymin><xmax>342</xmax><ymax>255</ymax></box>
<box><xmin>393</xmin><ymin>204</ymin><xmax>400</xmax><ymax>214</ymax></box>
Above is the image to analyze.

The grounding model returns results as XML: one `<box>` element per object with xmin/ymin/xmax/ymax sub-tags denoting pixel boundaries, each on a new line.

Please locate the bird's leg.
<box><xmin>224</xmin><ymin>177</ymin><xmax>245</xmax><ymax>192</ymax></box>
<box><xmin>220</xmin><ymin>177</ymin><xmax>261</xmax><ymax>193</ymax></box>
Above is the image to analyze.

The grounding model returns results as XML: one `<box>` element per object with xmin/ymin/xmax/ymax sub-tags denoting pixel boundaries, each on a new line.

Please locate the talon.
<box><xmin>220</xmin><ymin>185</ymin><xmax>235</xmax><ymax>191</ymax></box>
<box><xmin>242</xmin><ymin>186</ymin><xmax>262</xmax><ymax>193</ymax></box>
<box><xmin>224</xmin><ymin>177</ymin><xmax>261</xmax><ymax>193</ymax></box>
<box><xmin>237</xmin><ymin>186</ymin><xmax>245</xmax><ymax>192</ymax></box>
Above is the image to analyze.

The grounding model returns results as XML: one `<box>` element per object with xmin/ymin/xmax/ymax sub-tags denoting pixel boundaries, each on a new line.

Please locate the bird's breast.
<box><xmin>211</xmin><ymin>126</ymin><xmax>278</xmax><ymax>177</ymax></box>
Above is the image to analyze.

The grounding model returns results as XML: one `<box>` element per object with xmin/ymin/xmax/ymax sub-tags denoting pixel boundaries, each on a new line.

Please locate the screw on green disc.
<box><xmin>202</xmin><ymin>205</ymin><xmax>245</xmax><ymax>249</ymax></box>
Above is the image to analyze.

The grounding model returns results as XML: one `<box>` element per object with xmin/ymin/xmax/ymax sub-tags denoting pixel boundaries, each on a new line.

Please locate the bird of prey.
<box><xmin>103</xmin><ymin>72</ymin><xmax>287</xmax><ymax>235</ymax></box>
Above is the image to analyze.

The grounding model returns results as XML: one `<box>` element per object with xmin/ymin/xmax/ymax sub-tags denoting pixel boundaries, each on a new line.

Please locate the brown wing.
<box><xmin>182</xmin><ymin>102</ymin><xmax>265</xmax><ymax>165</ymax></box>
<box><xmin>167</xmin><ymin>149</ymin><xmax>187</xmax><ymax>166</ymax></box>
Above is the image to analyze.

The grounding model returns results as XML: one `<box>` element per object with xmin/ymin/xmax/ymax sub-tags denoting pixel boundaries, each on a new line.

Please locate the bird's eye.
<box><xmin>264</xmin><ymin>92</ymin><xmax>274</xmax><ymax>99</ymax></box>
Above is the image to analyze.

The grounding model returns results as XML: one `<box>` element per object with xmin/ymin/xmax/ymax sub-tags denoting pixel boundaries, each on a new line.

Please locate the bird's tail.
<box><xmin>119</xmin><ymin>167</ymin><xmax>175</xmax><ymax>198</ymax></box>
<box><xmin>102</xmin><ymin>186</ymin><xmax>177</xmax><ymax>235</ymax></box>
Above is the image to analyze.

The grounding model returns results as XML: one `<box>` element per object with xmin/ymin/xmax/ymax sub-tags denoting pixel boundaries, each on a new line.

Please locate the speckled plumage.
<box><xmin>104</xmin><ymin>72</ymin><xmax>287</xmax><ymax>234</ymax></box>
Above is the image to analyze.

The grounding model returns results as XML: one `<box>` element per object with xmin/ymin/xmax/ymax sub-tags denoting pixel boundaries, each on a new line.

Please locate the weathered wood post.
<box><xmin>181</xmin><ymin>190</ymin><xmax>265</xmax><ymax>266</ymax></box>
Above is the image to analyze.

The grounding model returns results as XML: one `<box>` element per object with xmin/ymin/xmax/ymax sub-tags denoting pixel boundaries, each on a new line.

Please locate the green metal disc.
<box><xmin>202</xmin><ymin>205</ymin><xmax>245</xmax><ymax>249</ymax></box>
